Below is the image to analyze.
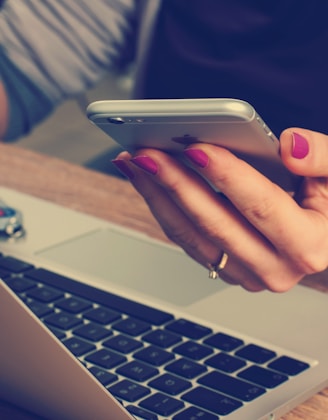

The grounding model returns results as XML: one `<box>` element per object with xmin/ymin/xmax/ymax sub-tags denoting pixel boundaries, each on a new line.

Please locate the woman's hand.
<box><xmin>112</xmin><ymin>128</ymin><xmax>328</xmax><ymax>292</ymax></box>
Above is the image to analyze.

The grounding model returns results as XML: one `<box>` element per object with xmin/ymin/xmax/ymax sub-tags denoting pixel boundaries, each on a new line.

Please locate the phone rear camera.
<box><xmin>108</xmin><ymin>117</ymin><xmax>125</xmax><ymax>124</ymax></box>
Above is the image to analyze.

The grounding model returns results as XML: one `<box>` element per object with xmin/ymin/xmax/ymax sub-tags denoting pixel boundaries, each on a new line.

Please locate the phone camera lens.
<box><xmin>108</xmin><ymin>117</ymin><xmax>125</xmax><ymax>124</ymax></box>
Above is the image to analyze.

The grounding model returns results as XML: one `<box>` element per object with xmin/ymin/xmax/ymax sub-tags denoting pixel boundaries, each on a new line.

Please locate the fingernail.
<box><xmin>111</xmin><ymin>159</ymin><xmax>135</xmax><ymax>179</ymax></box>
<box><xmin>130</xmin><ymin>155</ymin><xmax>158</xmax><ymax>175</ymax></box>
<box><xmin>292</xmin><ymin>132</ymin><xmax>309</xmax><ymax>159</ymax></box>
<box><xmin>184</xmin><ymin>148</ymin><xmax>209</xmax><ymax>168</ymax></box>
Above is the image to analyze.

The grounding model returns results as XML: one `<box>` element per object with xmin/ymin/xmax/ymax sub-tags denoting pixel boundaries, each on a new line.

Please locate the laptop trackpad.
<box><xmin>38</xmin><ymin>228</ymin><xmax>227</xmax><ymax>306</ymax></box>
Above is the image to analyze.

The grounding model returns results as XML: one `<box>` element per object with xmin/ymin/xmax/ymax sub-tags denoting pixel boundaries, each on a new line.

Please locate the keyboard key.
<box><xmin>84</xmin><ymin>306</ymin><xmax>121</xmax><ymax>324</ymax></box>
<box><xmin>134</xmin><ymin>345</ymin><xmax>175</xmax><ymax>366</ymax></box>
<box><xmin>143</xmin><ymin>329</ymin><xmax>182</xmax><ymax>348</ymax></box>
<box><xmin>126</xmin><ymin>405</ymin><xmax>158</xmax><ymax>420</ymax></box>
<box><xmin>116</xmin><ymin>360</ymin><xmax>159</xmax><ymax>382</ymax></box>
<box><xmin>165</xmin><ymin>358</ymin><xmax>207</xmax><ymax>379</ymax></box>
<box><xmin>62</xmin><ymin>337</ymin><xmax>96</xmax><ymax>357</ymax></box>
<box><xmin>149</xmin><ymin>373</ymin><xmax>191</xmax><ymax>395</ymax></box>
<box><xmin>26</xmin><ymin>268</ymin><xmax>174</xmax><ymax>325</ymax></box>
<box><xmin>238</xmin><ymin>365</ymin><xmax>288</xmax><ymax>388</ymax></box>
<box><xmin>25</xmin><ymin>299</ymin><xmax>54</xmax><ymax>318</ymax></box>
<box><xmin>173</xmin><ymin>406</ymin><xmax>218</xmax><ymax>420</ymax></box>
<box><xmin>198</xmin><ymin>371</ymin><xmax>266</xmax><ymax>401</ymax></box>
<box><xmin>173</xmin><ymin>341</ymin><xmax>213</xmax><ymax>360</ymax></box>
<box><xmin>139</xmin><ymin>392</ymin><xmax>184</xmax><ymax>416</ymax></box>
<box><xmin>55</xmin><ymin>297</ymin><xmax>92</xmax><ymax>314</ymax></box>
<box><xmin>73</xmin><ymin>322</ymin><xmax>112</xmax><ymax>342</ymax></box>
<box><xmin>49</xmin><ymin>327</ymin><xmax>66</xmax><ymax>340</ymax></box>
<box><xmin>4</xmin><ymin>276</ymin><xmax>37</xmax><ymax>292</ymax></box>
<box><xmin>268</xmin><ymin>356</ymin><xmax>310</xmax><ymax>376</ymax></box>
<box><xmin>236</xmin><ymin>344</ymin><xmax>276</xmax><ymax>364</ymax></box>
<box><xmin>44</xmin><ymin>311</ymin><xmax>83</xmax><ymax>330</ymax></box>
<box><xmin>85</xmin><ymin>348</ymin><xmax>127</xmax><ymax>369</ymax></box>
<box><xmin>204</xmin><ymin>332</ymin><xmax>244</xmax><ymax>351</ymax></box>
<box><xmin>0</xmin><ymin>256</ymin><xmax>33</xmax><ymax>273</ymax></box>
<box><xmin>112</xmin><ymin>318</ymin><xmax>151</xmax><ymax>337</ymax></box>
<box><xmin>166</xmin><ymin>319</ymin><xmax>212</xmax><ymax>340</ymax></box>
<box><xmin>108</xmin><ymin>379</ymin><xmax>150</xmax><ymax>402</ymax></box>
<box><xmin>113</xmin><ymin>317</ymin><xmax>151</xmax><ymax>336</ymax></box>
<box><xmin>103</xmin><ymin>334</ymin><xmax>143</xmax><ymax>354</ymax></box>
<box><xmin>26</xmin><ymin>286</ymin><xmax>64</xmax><ymax>303</ymax></box>
<box><xmin>0</xmin><ymin>267</ymin><xmax>10</xmax><ymax>278</ymax></box>
<box><xmin>205</xmin><ymin>352</ymin><xmax>246</xmax><ymax>373</ymax></box>
<box><xmin>182</xmin><ymin>387</ymin><xmax>242</xmax><ymax>416</ymax></box>
<box><xmin>88</xmin><ymin>366</ymin><xmax>118</xmax><ymax>386</ymax></box>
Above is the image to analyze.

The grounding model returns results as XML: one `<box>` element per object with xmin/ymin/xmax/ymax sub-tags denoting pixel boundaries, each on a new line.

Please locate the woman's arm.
<box><xmin>0</xmin><ymin>0</ymin><xmax>137</xmax><ymax>140</ymax></box>
<box><xmin>0</xmin><ymin>81</ymin><xmax>8</xmax><ymax>137</ymax></box>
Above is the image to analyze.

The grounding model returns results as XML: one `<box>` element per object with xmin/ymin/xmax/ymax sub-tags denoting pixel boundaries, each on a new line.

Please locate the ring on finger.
<box><xmin>208</xmin><ymin>251</ymin><xmax>229</xmax><ymax>279</ymax></box>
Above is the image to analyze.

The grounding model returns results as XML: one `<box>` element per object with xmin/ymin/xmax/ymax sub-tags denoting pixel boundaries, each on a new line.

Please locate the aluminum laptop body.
<box><xmin>0</xmin><ymin>186</ymin><xmax>327</xmax><ymax>420</ymax></box>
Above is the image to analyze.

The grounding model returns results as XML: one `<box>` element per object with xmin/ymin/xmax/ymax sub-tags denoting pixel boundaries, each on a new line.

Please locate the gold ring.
<box><xmin>208</xmin><ymin>251</ymin><xmax>229</xmax><ymax>279</ymax></box>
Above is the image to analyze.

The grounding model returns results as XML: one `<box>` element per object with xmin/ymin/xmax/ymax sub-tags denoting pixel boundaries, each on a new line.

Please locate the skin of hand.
<box><xmin>112</xmin><ymin>128</ymin><xmax>328</xmax><ymax>292</ymax></box>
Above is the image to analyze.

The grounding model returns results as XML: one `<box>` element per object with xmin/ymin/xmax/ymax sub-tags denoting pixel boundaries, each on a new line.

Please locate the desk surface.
<box><xmin>0</xmin><ymin>143</ymin><xmax>327</xmax><ymax>420</ymax></box>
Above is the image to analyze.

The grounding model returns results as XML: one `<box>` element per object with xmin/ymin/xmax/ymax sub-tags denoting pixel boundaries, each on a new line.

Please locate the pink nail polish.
<box><xmin>112</xmin><ymin>159</ymin><xmax>134</xmax><ymax>179</ymax></box>
<box><xmin>292</xmin><ymin>132</ymin><xmax>309</xmax><ymax>159</ymax></box>
<box><xmin>131</xmin><ymin>156</ymin><xmax>158</xmax><ymax>175</ymax></box>
<box><xmin>184</xmin><ymin>148</ymin><xmax>209</xmax><ymax>168</ymax></box>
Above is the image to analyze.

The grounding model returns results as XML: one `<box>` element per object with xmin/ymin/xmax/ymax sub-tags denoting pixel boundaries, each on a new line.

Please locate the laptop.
<box><xmin>0</xmin><ymin>185</ymin><xmax>327</xmax><ymax>420</ymax></box>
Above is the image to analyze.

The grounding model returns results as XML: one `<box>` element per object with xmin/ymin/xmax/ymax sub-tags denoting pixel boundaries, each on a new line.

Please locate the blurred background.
<box><xmin>12</xmin><ymin>71</ymin><xmax>132</xmax><ymax>175</ymax></box>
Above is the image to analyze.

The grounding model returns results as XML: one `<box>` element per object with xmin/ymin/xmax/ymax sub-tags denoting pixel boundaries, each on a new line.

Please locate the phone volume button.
<box><xmin>260</xmin><ymin>123</ymin><xmax>271</xmax><ymax>135</ymax></box>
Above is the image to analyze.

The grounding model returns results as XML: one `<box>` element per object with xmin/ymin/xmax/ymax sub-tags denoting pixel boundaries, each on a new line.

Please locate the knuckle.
<box><xmin>164</xmin><ymin>225</ymin><xmax>216</xmax><ymax>267</ymax></box>
<box><xmin>210</xmin><ymin>165</ymin><xmax>238</xmax><ymax>190</ymax></box>
<box><xmin>164</xmin><ymin>225</ymin><xmax>199</xmax><ymax>253</ymax></box>
<box><xmin>212</xmin><ymin>170</ymin><xmax>232</xmax><ymax>186</ymax></box>
<box><xmin>295</xmin><ymin>252</ymin><xmax>328</xmax><ymax>276</ymax></box>
<box><xmin>243</xmin><ymin>283</ymin><xmax>266</xmax><ymax>292</ymax></box>
<box><xmin>259</xmin><ymin>252</ymin><xmax>328</xmax><ymax>293</ymax></box>
<box><xmin>243</xmin><ymin>195</ymin><xmax>277</xmax><ymax>222</ymax></box>
<box><xmin>256</xmin><ymin>265</ymin><xmax>301</xmax><ymax>293</ymax></box>
<box><xmin>192</xmin><ymin>206</ymin><xmax>234</xmax><ymax>244</ymax></box>
<box><xmin>266</xmin><ymin>279</ymin><xmax>298</xmax><ymax>293</ymax></box>
<box><xmin>164</xmin><ymin>177</ymin><xmax>187</xmax><ymax>199</ymax></box>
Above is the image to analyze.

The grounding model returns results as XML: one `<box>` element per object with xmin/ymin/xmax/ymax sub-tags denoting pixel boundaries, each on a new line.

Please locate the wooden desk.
<box><xmin>0</xmin><ymin>143</ymin><xmax>327</xmax><ymax>419</ymax></box>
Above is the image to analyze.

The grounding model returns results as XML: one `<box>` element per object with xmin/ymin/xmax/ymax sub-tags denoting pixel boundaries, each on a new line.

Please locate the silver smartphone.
<box><xmin>87</xmin><ymin>98</ymin><xmax>300</xmax><ymax>191</ymax></box>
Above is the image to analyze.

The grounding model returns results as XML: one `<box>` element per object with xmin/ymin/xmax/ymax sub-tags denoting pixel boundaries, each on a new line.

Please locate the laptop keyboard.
<box><xmin>1</xmin><ymin>254</ymin><xmax>310</xmax><ymax>419</ymax></box>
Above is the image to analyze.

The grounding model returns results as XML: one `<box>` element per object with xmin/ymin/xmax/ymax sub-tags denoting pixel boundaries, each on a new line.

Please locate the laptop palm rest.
<box><xmin>37</xmin><ymin>228</ymin><xmax>227</xmax><ymax>306</ymax></box>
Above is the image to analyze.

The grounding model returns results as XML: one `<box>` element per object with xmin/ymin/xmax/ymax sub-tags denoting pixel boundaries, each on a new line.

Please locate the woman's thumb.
<box><xmin>280</xmin><ymin>128</ymin><xmax>328</xmax><ymax>177</ymax></box>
